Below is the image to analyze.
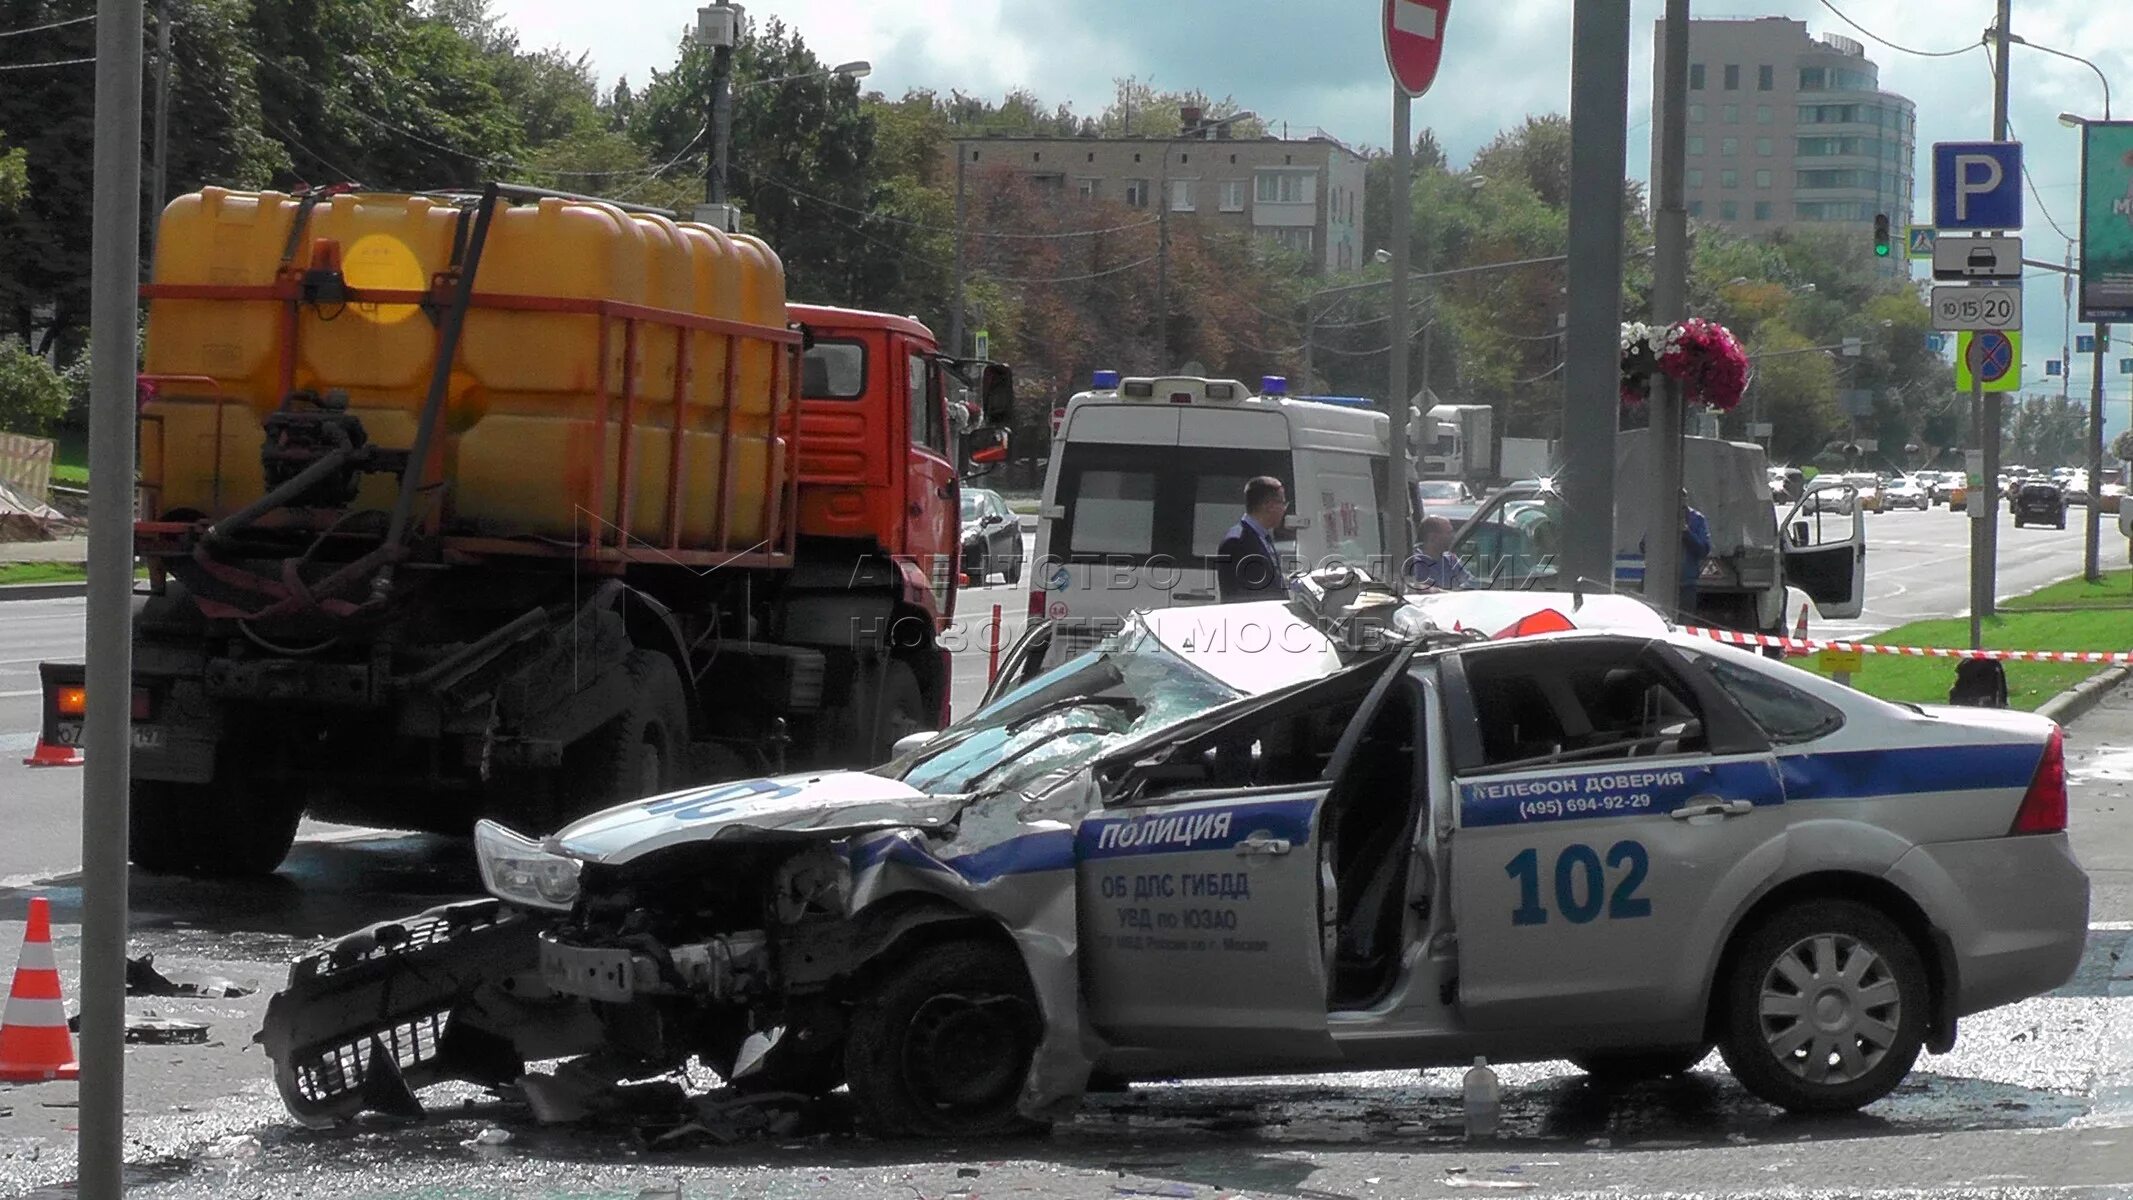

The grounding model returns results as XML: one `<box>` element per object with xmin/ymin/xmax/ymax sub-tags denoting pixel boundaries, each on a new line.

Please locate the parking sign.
<box><xmin>1934</xmin><ymin>142</ymin><xmax>2023</xmax><ymax>231</ymax></box>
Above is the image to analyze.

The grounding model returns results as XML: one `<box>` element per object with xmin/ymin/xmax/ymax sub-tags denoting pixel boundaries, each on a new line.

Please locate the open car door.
<box><xmin>1780</xmin><ymin>484</ymin><xmax>1865</xmax><ymax>619</ymax></box>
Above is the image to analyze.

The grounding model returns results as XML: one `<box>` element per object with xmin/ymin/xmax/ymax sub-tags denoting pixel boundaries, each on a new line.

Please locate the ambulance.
<box><xmin>1029</xmin><ymin>372</ymin><xmax>1394</xmax><ymax>663</ymax></box>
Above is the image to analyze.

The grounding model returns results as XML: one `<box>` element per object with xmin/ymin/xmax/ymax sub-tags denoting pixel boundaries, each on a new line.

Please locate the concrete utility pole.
<box><xmin>1155</xmin><ymin>147</ymin><xmax>1171</xmax><ymax>368</ymax></box>
<box><xmin>1559</xmin><ymin>0</ymin><xmax>1633</xmax><ymax>594</ymax></box>
<box><xmin>1645</xmin><ymin>0</ymin><xmax>1690</xmax><ymax>616</ymax></box>
<box><xmin>949</xmin><ymin>146</ymin><xmax>967</xmax><ymax>357</ymax></box>
<box><xmin>2089</xmin><ymin>323</ymin><xmax>2109</xmax><ymax>582</ymax></box>
<box><xmin>149</xmin><ymin>0</ymin><xmax>171</xmax><ymax>232</ymax></box>
<box><xmin>700</xmin><ymin>2</ymin><xmax>739</xmax><ymax>210</ymax></box>
<box><xmin>1385</xmin><ymin>92</ymin><xmax>1414</xmax><ymax>576</ymax></box>
<box><xmin>85</xmin><ymin>0</ymin><xmax>145</xmax><ymax>1195</ymax></box>
<box><xmin>1970</xmin><ymin>0</ymin><xmax>2012</xmax><ymax>647</ymax></box>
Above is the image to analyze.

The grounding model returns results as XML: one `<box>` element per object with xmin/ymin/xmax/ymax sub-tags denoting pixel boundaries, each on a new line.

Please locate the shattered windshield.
<box><xmin>885</xmin><ymin>619</ymin><xmax>1241</xmax><ymax>797</ymax></box>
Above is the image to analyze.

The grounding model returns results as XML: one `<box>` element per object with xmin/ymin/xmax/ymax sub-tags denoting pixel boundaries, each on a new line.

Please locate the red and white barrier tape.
<box><xmin>1680</xmin><ymin>625</ymin><xmax>2133</xmax><ymax>666</ymax></box>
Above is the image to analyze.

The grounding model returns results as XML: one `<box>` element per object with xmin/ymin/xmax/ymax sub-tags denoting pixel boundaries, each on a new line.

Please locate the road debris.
<box><xmin>126</xmin><ymin>954</ymin><xmax>255</xmax><ymax>999</ymax></box>
<box><xmin>461</xmin><ymin>1127</ymin><xmax>512</xmax><ymax>1150</ymax></box>
<box><xmin>203</xmin><ymin>1133</ymin><xmax>262</xmax><ymax>1161</ymax></box>
<box><xmin>124</xmin><ymin>1015</ymin><xmax>210</xmax><ymax>1045</ymax></box>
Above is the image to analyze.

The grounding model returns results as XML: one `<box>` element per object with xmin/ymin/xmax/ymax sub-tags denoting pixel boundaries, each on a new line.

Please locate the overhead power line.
<box><xmin>1817</xmin><ymin>0</ymin><xmax>1976</xmax><ymax>58</ymax></box>
<box><xmin>0</xmin><ymin>55</ymin><xmax>92</xmax><ymax>71</ymax></box>
<box><xmin>0</xmin><ymin>14</ymin><xmax>93</xmax><ymax>38</ymax></box>
<box><xmin>985</xmin><ymin>254</ymin><xmax>1158</xmax><ymax>285</ymax></box>
<box><xmin>732</xmin><ymin>160</ymin><xmax>1163</xmax><ymax>241</ymax></box>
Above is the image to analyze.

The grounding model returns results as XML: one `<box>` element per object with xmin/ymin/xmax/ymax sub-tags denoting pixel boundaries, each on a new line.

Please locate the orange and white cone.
<box><xmin>1793</xmin><ymin>603</ymin><xmax>1810</xmax><ymax>641</ymax></box>
<box><xmin>0</xmin><ymin>896</ymin><xmax>79</xmax><ymax>1081</ymax></box>
<box><xmin>20</xmin><ymin>739</ymin><xmax>82</xmax><ymax>768</ymax></box>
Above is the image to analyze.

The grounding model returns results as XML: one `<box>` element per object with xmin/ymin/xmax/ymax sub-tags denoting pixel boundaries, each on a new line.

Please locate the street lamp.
<box><xmin>739</xmin><ymin>60</ymin><xmax>871</xmax><ymax>92</ymax></box>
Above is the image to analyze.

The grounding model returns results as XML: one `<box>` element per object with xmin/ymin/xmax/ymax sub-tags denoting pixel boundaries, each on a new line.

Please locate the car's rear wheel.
<box><xmin>844</xmin><ymin>939</ymin><xmax>1046</xmax><ymax>1138</ymax></box>
<box><xmin>1717</xmin><ymin>899</ymin><xmax>1926</xmax><ymax>1113</ymax></box>
<box><xmin>963</xmin><ymin>544</ymin><xmax>987</xmax><ymax>584</ymax></box>
<box><xmin>1571</xmin><ymin>1046</ymin><xmax>1711</xmax><ymax>1084</ymax></box>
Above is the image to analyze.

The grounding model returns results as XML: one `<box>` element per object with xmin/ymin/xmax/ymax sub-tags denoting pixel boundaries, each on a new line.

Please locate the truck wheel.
<box><xmin>1717</xmin><ymin>899</ymin><xmax>1926</xmax><ymax>1113</ymax></box>
<box><xmin>132</xmin><ymin>767</ymin><xmax>304</xmax><ymax>877</ymax></box>
<box><xmin>561</xmin><ymin>650</ymin><xmax>687</xmax><ymax>820</ymax></box>
<box><xmin>128</xmin><ymin>779</ymin><xmax>205</xmax><ymax>874</ymax></box>
<box><xmin>844</xmin><ymin>939</ymin><xmax>1046</xmax><ymax>1139</ymax></box>
<box><xmin>1571</xmin><ymin>1046</ymin><xmax>1710</xmax><ymax>1084</ymax></box>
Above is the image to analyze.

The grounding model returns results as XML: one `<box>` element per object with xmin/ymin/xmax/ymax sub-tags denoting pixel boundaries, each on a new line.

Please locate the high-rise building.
<box><xmin>1652</xmin><ymin>16</ymin><xmax>1915</xmax><ymax>241</ymax></box>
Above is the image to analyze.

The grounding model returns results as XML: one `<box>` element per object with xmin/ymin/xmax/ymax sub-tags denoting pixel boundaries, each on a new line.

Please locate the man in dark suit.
<box><xmin>1215</xmin><ymin>476</ymin><xmax>1290</xmax><ymax>601</ymax></box>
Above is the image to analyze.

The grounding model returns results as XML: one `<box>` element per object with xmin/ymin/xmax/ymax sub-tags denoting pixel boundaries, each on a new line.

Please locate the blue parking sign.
<box><xmin>2048</xmin><ymin>360</ymin><xmax>2062</xmax><ymax>376</ymax></box>
<box><xmin>2079</xmin><ymin>334</ymin><xmax>2098</xmax><ymax>353</ymax></box>
<box><xmin>1933</xmin><ymin>142</ymin><xmax>2022</xmax><ymax>231</ymax></box>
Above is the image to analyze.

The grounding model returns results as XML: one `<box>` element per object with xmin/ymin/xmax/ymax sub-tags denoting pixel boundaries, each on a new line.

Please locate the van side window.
<box><xmin>1458</xmin><ymin>640</ymin><xmax>1708</xmax><ymax>768</ymax></box>
<box><xmin>908</xmin><ymin>353</ymin><xmax>945</xmax><ymax>454</ymax></box>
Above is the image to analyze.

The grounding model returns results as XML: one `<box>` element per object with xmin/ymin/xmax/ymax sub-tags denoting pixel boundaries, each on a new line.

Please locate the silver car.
<box><xmin>263</xmin><ymin>581</ymin><xmax>2086</xmax><ymax>1137</ymax></box>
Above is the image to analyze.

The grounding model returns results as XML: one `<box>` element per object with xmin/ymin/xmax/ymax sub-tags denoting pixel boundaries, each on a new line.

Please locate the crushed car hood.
<box><xmin>548</xmin><ymin>771</ymin><xmax>965</xmax><ymax>866</ymax></box>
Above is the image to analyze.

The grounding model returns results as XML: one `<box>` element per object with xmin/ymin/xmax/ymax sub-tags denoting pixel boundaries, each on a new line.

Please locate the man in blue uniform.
<box><xmin>1409</xmin><ymin>515</ymin><xmax>1476</xmax><ymax>591</ymax></box>
<box><xmin>1216</xmin><ymin>476</ymin><xmax>1289</xmax><ymax>601</ymax></box>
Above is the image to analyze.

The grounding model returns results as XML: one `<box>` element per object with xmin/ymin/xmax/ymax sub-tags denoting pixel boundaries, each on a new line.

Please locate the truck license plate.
<box><xmin>539</xmin><ymin>937</ymin><xmax>635</xmax><ymax>1002</ymax></box>
<box><xmin>50</xmin><ymin>724</ymin><xmax>164</xmax><ymax>750</ymax></box>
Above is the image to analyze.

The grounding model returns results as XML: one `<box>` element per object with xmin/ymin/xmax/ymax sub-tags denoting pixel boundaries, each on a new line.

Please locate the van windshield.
<box><xmin>1052</xmin><ymin>442</ymin><xmax>1294</xmax><ymax>563</ymax></box>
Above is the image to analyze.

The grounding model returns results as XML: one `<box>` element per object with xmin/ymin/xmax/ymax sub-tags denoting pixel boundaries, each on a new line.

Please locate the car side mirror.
<box><xmin>1789</xmin><ymin>521</ymin><xmax>1810</xmax><ymax>546</ymax></box>
<box><xmin>963</xmin><ymin>427</ymin><xmax>1010</xmax><ymax>477</ymax></box>
<box><xmin>891</xmin><ymin>730</ymin><xmax>942</xmax><ymax>759</ymax></box>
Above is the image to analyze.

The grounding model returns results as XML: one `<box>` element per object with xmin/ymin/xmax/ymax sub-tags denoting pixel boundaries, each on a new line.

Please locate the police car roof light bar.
<box><xmin>1091</xmin><ymin>369</ymin><xmax>1121</xmax><ymax>389</ymax></box>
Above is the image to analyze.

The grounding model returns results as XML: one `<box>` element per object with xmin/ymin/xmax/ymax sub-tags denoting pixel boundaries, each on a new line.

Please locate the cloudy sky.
<box><xmin>495</xmin><ymin>0</ymin><xmax>2130</xmax><ymax>398</ymax></box>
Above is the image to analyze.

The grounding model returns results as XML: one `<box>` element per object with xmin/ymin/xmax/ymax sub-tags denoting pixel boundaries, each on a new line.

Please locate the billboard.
<box><xmin>2079</xmin><ymin>120</ymin><xmax>2133</xmax><ymax>323</ymax></box>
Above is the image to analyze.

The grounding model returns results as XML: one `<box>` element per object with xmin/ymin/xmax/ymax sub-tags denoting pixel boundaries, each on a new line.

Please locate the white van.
<box><xmin>1030</xmin><ymin>373</ymin><xmax>1392</xmax><ymax>663</ymax></box>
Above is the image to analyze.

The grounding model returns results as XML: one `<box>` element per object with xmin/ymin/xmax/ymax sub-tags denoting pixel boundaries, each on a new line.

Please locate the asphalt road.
<box><xmin>3</xmin><ymin>515</ymin><xmax>2133</xmax><ymax>1196</ymax></box>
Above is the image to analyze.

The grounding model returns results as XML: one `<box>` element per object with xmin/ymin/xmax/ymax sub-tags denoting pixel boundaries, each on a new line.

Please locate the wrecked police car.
<box><xmin>262</xmin><ymin>574</ymin><xmax>2087</xmax><ymax>1138</ymax></box>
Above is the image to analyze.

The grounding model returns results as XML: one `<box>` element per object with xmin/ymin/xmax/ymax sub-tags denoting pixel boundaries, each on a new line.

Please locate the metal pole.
<box><xmin>706</xmin><ymin>3</ymin><xmax>734</xmax><ymax>207</ymax></box>
<box><xmin>949</xmin><ymin>148</ymin><xmax>967</xmax><ymax>357</ymax></box>
<box><xmin>1645</xmin><ymin>0</ymin><xmax>1690</xmax><ymax>616</ymax></box>
<box><xmin>1972</xmin><ymin>0</ymin><xmax>2011</xmax><ymax>631</ymax></box>
<box><xmin>84</xmin><ymin>1</ymin><xmax>144</xmax><ymax>1195</ymax></box>
<box><xmin>1386</xmin><ymin>90</ymin><xmax>1414</xmax><ymax>583</ymax></box>
<box><xmin>1302</xmin><ymin>299</ymin><xmax>1316</xmax><ymax>390</ymax></box>
<box><xmin>1559</xmin><ymin>0</ymin><xmax>1632</xmax><ymax>593</ymax></box>
<box><xmin>1968</xmin><ymin>365</ymin><xmax>1987</xmax><ymax>649</ymax></box>
<box><xmin>149</xmin><ymin>0</ymin><xmax>171</xmax><ymax>229</ymax></box>
<box><xmin>2088</xmin><ymin>323</ymin><xmax>2108</xmax><ymax>581</ymax></box>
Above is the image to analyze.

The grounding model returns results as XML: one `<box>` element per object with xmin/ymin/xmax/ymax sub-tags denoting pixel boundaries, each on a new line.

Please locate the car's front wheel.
<box><xmin>844</xmin><ymin>939</ymin><xmax>1046</xmax><ymax>1138</ymax></box>
<box><xmin>1718</xmin><ymin>899</ymin><xmax>1926</xmax><ymax>1113</ymax></box>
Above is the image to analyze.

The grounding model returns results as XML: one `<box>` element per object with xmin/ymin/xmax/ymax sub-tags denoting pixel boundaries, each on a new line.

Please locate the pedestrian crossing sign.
<box><xmin>1907</xmin><ymin>226</ymin><xmax>1936</xmax><ymax>259</ymax></box>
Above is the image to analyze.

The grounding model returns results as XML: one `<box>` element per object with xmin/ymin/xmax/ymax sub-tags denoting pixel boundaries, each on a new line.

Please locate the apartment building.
<box><xmin>951</xmin><ymin>113</ymin><xmax>1368</xmax><ymax>276</ymax></box>
<box><xmin>1651</xmin><ymin>16</ymin><xmax>1916</xmax><ymax>241</ymax></box>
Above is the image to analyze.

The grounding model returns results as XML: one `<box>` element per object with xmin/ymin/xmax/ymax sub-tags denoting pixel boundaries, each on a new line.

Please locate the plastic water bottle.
<box><xmin>1463</xmin><ymin>1055</ymin><xmax>1501</xmax><ymax>1138</ymax></box>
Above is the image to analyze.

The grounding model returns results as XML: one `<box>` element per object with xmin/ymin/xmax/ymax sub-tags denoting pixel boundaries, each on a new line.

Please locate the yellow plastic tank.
<box><xmin>139</xmin><ymin>189</ymin><xmax>790</xmax><ymax>555</ymax></box>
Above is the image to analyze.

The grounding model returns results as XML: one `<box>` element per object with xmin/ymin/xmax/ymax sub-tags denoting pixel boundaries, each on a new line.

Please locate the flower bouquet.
<box><xmin>1620</xmin><ymin>317</ymin><xmax>1749</xmax><ymax>412</ymax></box>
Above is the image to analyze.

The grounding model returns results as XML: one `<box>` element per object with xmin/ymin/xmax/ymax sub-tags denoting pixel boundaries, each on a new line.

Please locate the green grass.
<box><xmin>0</xmin><ymin>562</ymin><xmax>145</xmax><ymax>586</ymax></box>
<box><xmin>0</xmin><ymin>562</ymin><xmax>86</xmax><ymax>585</ymax></box>
<box><xmin>50</xmin><ymin>426</ymin><xmax>87</xmax><ymax>485</ymax></box>
<box><xmin>1999</xmin><ymin>568</ymin><xmax>2133</xmax><ymax>611</ymax></box>
<box><xmin>1798</xmin><ymin>602</ymin><xmax>2130</xmax><ymax>711</ymax></box>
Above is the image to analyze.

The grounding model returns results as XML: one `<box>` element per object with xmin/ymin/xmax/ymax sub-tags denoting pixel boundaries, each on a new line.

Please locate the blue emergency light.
<box><xmin>1091</xmin><ymin>370</ymin><xmax>1121</xmax><ymax>389</ymax></box>
<box><xmin>1298</xmin><ymin>395</ymin><xmax>1378</xmax><ymax>408</ymax></box>
<box><xmin>1261</xmin><ymin>375</ymin><xmax>1288</xmax><ymax>396</ymax></box>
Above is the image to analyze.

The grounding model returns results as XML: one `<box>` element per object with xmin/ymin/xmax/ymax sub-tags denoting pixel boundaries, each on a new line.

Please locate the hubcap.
<box><xmin>1757</xmin><ymin>932</ymin><xmax>1902</xmax><ymax>1086</ymax></box>
<box><xmin>901</xmin><ymin>993</ymin><xmax>1032</xmax><ymax>1112</ymax></box>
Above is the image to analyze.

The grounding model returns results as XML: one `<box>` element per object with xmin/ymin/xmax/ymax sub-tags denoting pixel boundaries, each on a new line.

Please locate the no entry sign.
<box><xmin>1384</xmin><ymin>0</ymin><xmax>1451</xmax><ymax>98</ymax></box>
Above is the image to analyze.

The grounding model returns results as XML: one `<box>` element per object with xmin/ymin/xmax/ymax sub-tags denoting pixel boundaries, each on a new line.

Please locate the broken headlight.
<box><xmin>474</xmin><ymin>820</ymin><xmax>581</xmax><ymax>912</ymax></box>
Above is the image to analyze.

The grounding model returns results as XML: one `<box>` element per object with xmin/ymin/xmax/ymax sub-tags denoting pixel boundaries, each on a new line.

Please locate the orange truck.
<box><xmin>36</xmin><ymin>183</ymin><xmax>1012</xmax><ymax>876</ymax></box>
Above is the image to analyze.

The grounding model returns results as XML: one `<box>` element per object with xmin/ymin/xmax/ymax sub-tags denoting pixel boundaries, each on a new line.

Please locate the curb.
<box><xmin>0</xmin><ymin>582</ymin><xmax>87</xmax><ymax>602</ymax></box>
<box><xmin>2038</xmin><ymin>664</ymin><xmax>2133</xmax><ymax>728</ymax></box>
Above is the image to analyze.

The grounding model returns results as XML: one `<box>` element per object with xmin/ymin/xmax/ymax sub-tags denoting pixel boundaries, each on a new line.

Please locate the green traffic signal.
<box><xmin>1873</xmin><ymin>213</ymin><xmax>1891</xmax><ymax>257</ymax></box>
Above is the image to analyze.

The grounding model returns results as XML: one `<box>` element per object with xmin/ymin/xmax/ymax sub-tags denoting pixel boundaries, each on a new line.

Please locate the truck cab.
<box><xmin>1030</xmin><ymin>373</ymin><xmax>1391</xmax><ymax>663</ymax></box>
<box><xmin>791</xmin><ymin>304</ymin><xmax>966</xmax><ymax>624</ymax></box>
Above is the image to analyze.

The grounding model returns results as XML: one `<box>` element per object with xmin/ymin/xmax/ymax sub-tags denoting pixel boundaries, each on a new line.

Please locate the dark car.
<box><xmin>960</xmin><ymin>487</ymin><xmax>1024</xmax><ymax>584</ymax></box>
<box><xmin>2013</xmin><ymin>481</ymin><xmax>2068</xmax><ymax>529</ymax></box>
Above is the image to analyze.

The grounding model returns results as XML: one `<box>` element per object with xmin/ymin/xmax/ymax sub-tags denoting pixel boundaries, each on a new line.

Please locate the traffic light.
<box><xmin>1873</xmin><ymin>213</ymin><xmax>1892</xmax><ymax>258</ymax></box>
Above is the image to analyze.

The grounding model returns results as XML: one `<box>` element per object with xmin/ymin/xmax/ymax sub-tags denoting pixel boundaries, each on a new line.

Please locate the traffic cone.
<box><xmin>0</xmin><ymin>896</ymin><xmax>79</xmax><ymax>1081</ymax></box>
<box><xmin>1787</xmin><ymin>603</ymin><xmax>1810</xmax><ymax>657</ymax></box>
<box><xmin>21</xmin><ymin>738</ymin><xmax>82</xmax><ymax>768</ymax></box>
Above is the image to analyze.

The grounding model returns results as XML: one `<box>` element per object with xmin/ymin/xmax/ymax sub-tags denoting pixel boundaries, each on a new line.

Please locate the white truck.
<box><xmin>1447</xmin><ymin>430</ymin><xmax>1865</xmax><ymax>633</ymax></box>
<box><xmin>1418</xmin><ymin>403</ymin><xmax>1494</xmax><ymax>485</ymax></box>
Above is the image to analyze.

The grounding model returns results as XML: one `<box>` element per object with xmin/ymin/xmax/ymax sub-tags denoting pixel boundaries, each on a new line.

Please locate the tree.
<box><xmin>0</xmin><ymin>339</ymin><xmax>68</xmax><ymax>436</ymax></box>
<box><xmin>2007</xmin><ymin>394</ymin><xmax>2089</xmax><ymax>467</ymax></box>
<box><xmin>0</xmin><ymin>133</ymin><xmax>25</xmax><ymax>210</ymax></box>
<box><xmin>2113</xmin><ymin>428</ymin><xmax>2133</xmax><ymax>462</ymax></box>
<box><xmin>1734</xmin><ymin>325</ymin><xmax>1839</xmax><ymax>463</ymax></box>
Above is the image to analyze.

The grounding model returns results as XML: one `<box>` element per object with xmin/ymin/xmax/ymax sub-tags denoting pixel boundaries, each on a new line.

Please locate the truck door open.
<box><xmin>1780</xmin><ymin>484</ymin><xmax>1865</xmax><ymax>620</ymax></box>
